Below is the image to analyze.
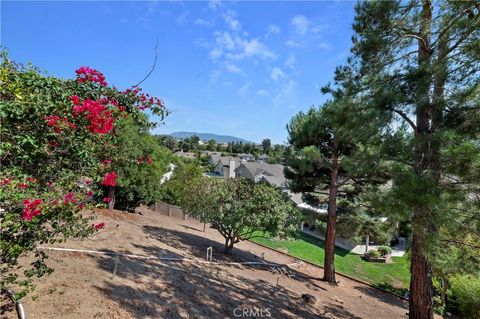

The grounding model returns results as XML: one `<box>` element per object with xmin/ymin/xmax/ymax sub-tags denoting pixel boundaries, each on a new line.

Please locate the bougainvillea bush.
<box><xmin>0</xmin><ymin>50</ymin><xmax>169</xmax><ymax>298</ymax></box>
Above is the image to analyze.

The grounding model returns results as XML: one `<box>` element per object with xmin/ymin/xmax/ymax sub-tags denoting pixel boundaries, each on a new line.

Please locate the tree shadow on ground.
<box><xmin>89</xmin><ymin>223</ymin><xmax>406</xmax><ymax>319</ymax></box>
<box><xmin>92</xmin><ymin>249</ymin><xmax>323</xmax><ymax>318</ymax></box>
<box><xmin>353</xmin><ymin>285</ymin><xmax>408</xmax><ymax>309</ymax></box>
<box><xmin>142</xmin><ymin>225</ymin><xmax>267</xmax><ymax>264</ymax></box>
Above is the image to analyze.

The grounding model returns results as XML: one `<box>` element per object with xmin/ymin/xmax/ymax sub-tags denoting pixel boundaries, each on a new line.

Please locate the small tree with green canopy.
<box><xmin>183</xmin><ymin>177</ymin><xmax>299</xmax><ymax>254</ymax></box>
<box><xmin>261</xmin><ymin>138</ymin><xmax>272</xmax><ymax>154</ymax></box>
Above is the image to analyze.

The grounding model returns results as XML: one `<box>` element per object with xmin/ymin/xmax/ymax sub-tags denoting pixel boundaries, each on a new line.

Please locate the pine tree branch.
<box><xmin>388</xmin><ymin>107</ymin><xmax>418</xmax><ymax>133</ymax></box>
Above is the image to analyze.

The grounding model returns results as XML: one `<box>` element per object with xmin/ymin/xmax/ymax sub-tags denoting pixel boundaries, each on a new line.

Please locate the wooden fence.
<box><xmin>150</xmin><ymin>201</ymin><xmax>188</xmax><ymax>220</ymax></box>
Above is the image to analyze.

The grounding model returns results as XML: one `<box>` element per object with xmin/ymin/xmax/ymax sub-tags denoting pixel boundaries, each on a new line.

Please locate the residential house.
<box><xmin>235</xmin><ymin>162</ymin><xmax>287</xmax><ymax>187</ymax></box>
<box><xmin>214</xmin><ymin>156</ymin><xmax>242</xmax><ymax>178</ymax></box>
<box><xmin>238</xmin><ymin>153</ymin><xmax>255</xmax><ymax>161</ymax></box>
<box><xmin>257</xmin><ymin>154</ymin><xmax>269</xmax><ymax>162</ymax></box>
<box><xmin>173</xmin><ymin>151</ymin><xmax>197</xmax><ymax>159</ymax></box>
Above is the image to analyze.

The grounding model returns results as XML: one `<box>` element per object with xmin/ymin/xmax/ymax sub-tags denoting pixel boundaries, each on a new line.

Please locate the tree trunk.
<box><xmin>409</xmin><ymin>227</ymin><xmax>434</xmax><ymax>319</ymax></box>
<box><xmin>323</xmin><ymin>142</ymin><xmax>339</xmax><ymax>283</ymax></box>
<box><xmin>365</xmin><ymin>234</ymin><xmax>369</xmax><ymax>254</ymax></box>
<box><xmin>410</xmin><ymin>2</ymin><xmax>434</xmax><ymax>318</ymax></box>
<box><xmin>224</xmin><ymin>237</ymin><xmax>234</xmax><ymax>254</ymax></box>
<box><xmin>107</xmin><ymin>186</ymin><xmax>115</xmax><ymax>209</ymax></box>
<box><xmin>440</xmin><ymin>277</ymin><xmax>449</xmax><ymax>306</ymax></box>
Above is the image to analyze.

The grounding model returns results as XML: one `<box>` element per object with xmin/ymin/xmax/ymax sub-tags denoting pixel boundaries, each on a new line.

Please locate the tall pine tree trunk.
<box><xmin>323</xmin><ymin>143</ymin><xmax>339</xmax><ymax>283</ymax></box>
<box><xmin>410</xmin><ymin>1</ymin><xmax>434</xmax><ymax>318</ymax></box>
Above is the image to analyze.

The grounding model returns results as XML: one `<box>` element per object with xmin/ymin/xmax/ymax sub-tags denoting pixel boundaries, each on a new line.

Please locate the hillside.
<box><xmin>6</xmin><ymin>207</ymin><xmax>412</xmax><ymax>319</ymax></box>
<box><xmin>170</xmin><ymin>131</ymin><xmax>254</xmax><ymax>144</ymax></box>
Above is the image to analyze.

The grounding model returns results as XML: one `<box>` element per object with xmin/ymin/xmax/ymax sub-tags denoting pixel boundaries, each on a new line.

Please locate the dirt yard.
<box><xmin>4</xmin><ymin>207</ymin><xmax>411</xmax><ymax>319</ymax></box>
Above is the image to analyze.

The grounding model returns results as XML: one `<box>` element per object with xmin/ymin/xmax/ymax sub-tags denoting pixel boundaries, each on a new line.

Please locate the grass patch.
<box><xmin>251</xmin><ymin>231</ymin><xmax>410</xmax><ymax>296</ymax></box>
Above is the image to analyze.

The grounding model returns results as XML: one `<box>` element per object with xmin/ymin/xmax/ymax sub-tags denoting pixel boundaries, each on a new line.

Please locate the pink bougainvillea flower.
<box><xmin>64</xmin><ymin>192</ymin><xmax>76</xmax><ymax>204</ymax></box>
<box><xmin>78</xmin><ymin>203</ymin><xmax>85</xmax><ymax>209</ymax></box>
<box><xmin>1</xmin><ymin>178</ymin><xmax>11</xmax><ymax>186</ymax></box>
<box><xmin>86</xmin><ymin>190</ymin><xmax>94</xmax><ymax>198</ymax></box>
<box><xmin>53</xmin><ymin>199</ymin><xmax>59</xmax><ymax>206</ymax></box>
<box><xmin>70</xmin><ymin>95</ymin><xmax>81</xmax><ymax>105</ymax></box>
<box><xmin>75</xmin><ymin>66</ymin><xmax>107</xmax><ymax>86</ymax></box>
<box><xmin>18</xmin><ymin>183</ymin><xmax>28</xmax><ymax>189</ymax></box>
<box><xmin>101</xmin><ymin>172</ymin><xmax>117</xmax><ymax>187</ymax></box>
<box><xmin>103</xmin><ymin>197</ymin><xmax>112</xmax><ymax>203</ymax></box>
<box><xmin>93</xmin><ymin>222</ymin><xmax>105</xmax><ymax>229</ymax></box>
<box><xmin>22</xmin><ymin>198</ymin><xmax>43</xmax><ymax>221</ymax></box>
<box><xmin>102</xmin><ymin>159</ymin><xmax>112</xmax><ymax>165</ymax></box>
<box><xmin>146</xmin><ymin>156</ymin><xmax>153</xmax><ymax>164</ymax></box>
<box><xmin>47</xmin><ymin>181</ymin><xmax>54</xmax><ymax>187</ymax></box>
<box><xmin>48</xmin><ymin>140</ymin><xmax>59</xmax><ymax>148</ymax></box>
<box><xmin>72</xmin><ymin>99</ymin><xmax>115</xmax><ymax>134</ymax></box>
<box><xmin>137</xmin><ymin>157</ymin><xmax>144</xmax><ymax>164</ymax></box>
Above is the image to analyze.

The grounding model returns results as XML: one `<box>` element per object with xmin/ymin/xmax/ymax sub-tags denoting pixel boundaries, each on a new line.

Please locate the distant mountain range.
<box><xmin>169</xmin><ymin>132</ymin><xmax>254</xmax><ymax>144</ymax></box>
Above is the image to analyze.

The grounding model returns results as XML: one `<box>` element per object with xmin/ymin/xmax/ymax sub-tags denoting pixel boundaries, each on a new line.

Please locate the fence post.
<box><xmin>206</xmin><ymin>247</ymin><xmax>213</xmax><ymax>262</ymax></box>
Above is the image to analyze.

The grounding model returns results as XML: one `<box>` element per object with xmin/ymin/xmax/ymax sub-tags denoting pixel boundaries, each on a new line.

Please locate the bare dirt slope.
<box><xmin>10</xmin><ymin>208</ymin><xmax>410</xmax><ymax>319</ymax></box>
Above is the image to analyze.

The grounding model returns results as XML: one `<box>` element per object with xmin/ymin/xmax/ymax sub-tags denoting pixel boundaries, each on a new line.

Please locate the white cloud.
<box><xmin>223</xmin><ymin>9</ymin><xmax>241</xmax><ymax>31</ymax></box>
<box><xmin>208</xmin><ymin>0</ymin><xmax>222</xmax><ymax>10</ymax></box>
<box><xmin>225</xmin><ymin>63</ymin><xmax>242</xmax><ymax>74</ymax></box>
<box><xmin>265</xmin><ymin>24</ymin><xmax>281</xmax><ymax>36</ymax></box>
<box><xmin>273</xmin><ymin>79</ymin><xmax>298</xmax><ymax>108</ymax></box>
<box><xmin>291</xmin><ymin>15</ymin><xmax>310</xmax><ymax>35</ymax></box>
<box><xmin>215</xmin><ymin>31</ymin><xmax>236</xmax><ymax>50</ymax></box>
<box><xmin>256</xmin><ymin>89</ymin><xmax>269</xmax><ymax>97</ymax></box>
<box><xmin>176</xmin><ymin>12</ymin><xmax>189</xmax><ymax>25</ymax></box>
<box><xmin>238</xmin><ymin>82</ymin><xmax>251</xmax><ymax>97</ymax></box>
<box><xmin>209</xmin><ymin>48</ymin><xmax>223</xmax><ymax>61</ymax></box>
<box><xmin>270</xmin><ymin>67</ymin><xmax>286</xmax><ymax>81</ymax></box>
<box><xmin>210</xmin><ymin>31</ymin><xmax>276</xmax><ymax>62</ymax></box>
<box><xmin>195</xmin><ymin>18</ymin><xmax>213</xmax><ymax>27</ymax></box>
<box><xmin>285</xmin><ymin>39</ymin><xmax>302</xmax><ymax>48</ymax></box>
<box><xmin>241</xmin><ymin>38</ymin><xmax>275</xmax><ymax>59</ymax></box>
<box><xmin>318</xmin><ymin>42</ymin><xmax>331</xmax><ymax>49</ymax></box>
<box><xmin>285</xmin><ymin>55</ymin><xmax>296</xmax><ymax>70</ymax></box>
<box><xmin>194</xmin><ymin>38</ymin><xmax>210</xmax><ymax>48</ymax></box>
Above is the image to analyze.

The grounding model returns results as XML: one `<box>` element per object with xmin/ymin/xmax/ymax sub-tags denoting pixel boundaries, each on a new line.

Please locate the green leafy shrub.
<box><xmin>378</xmin><ymin>245</ymin><xmax>392</xmax><ymax>256</ymax></box>
<box><xmin>367</xmin><ymin>249</ymin><xmax>381</xmax><ymax>258</ymax></box>
<box><xmin>447</xmin><ymin>275</ymin><xmax>480</xmax><ymax>319</ymax></box>
<box><xmin>0</xmin><ymin>51</ymin><xmax>168</xmax><ymax>297</ymax></box>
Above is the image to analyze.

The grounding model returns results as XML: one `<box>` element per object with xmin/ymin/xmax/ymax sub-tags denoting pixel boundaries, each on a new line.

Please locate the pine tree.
<box><xmin>285</xmin><ymin>98</ymin><xmax>387</xmax><ymax>282</ymax></box>
<box><xmin>349</xmin><ymin>1</ymin><xmax>480</xmax><ymax>318</ymax></box>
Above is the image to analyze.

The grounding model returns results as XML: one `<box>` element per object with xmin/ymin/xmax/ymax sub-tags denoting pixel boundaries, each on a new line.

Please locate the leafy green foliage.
<box><xmin>109</xmin><ymin>117</ymin><xmax>173</xmax><ymax>210</ymax></box>
<box><xmin>0</xmin><ymin>51</ymin><xmax>169</xmax><ymax>297</ymax></box>
<box><xmin>159</xmin><ymin>162</ymin><xmax>203</xmax><ymax>206</ymax></box>
<box><xmin>367</xmin><ymin>250</ymin><xmax>381</xmax><ymax>258</ymax></box>
<box><xmin>183</xmin><ymin>177</ymin><xmax>299</xmax><ymax>253</ymax></box>
<box><xmin>377</xmin><ymin>246</ymin><xmax>392</xmax><ymax>256</ymax></box>
<box><xmin>447</xmin><ymin>275</ymin><xmax>480</xmax><ymax>319</ymax></box>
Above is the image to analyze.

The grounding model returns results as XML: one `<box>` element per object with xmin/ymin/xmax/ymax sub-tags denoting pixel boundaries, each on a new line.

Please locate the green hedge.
<box><xmin>447</xmin><ymin>274</ymin><xmax>480</xmax><ymax>319</ymax></box>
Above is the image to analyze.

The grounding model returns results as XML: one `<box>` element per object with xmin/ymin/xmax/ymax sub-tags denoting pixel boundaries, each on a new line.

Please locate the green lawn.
<box><xmin>251</xmin><ymin>232</ymin><xmax>410</xmax><ymax>296</ymax></box>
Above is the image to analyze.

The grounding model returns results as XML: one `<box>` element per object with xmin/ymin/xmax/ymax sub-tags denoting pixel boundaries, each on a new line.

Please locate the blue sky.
<box><xmin>2</xmin><ymin>0</ymin><xmax>356</xmax><ymax>144</ymax></box>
